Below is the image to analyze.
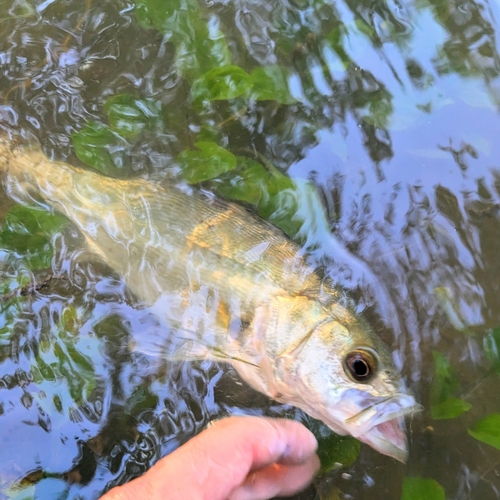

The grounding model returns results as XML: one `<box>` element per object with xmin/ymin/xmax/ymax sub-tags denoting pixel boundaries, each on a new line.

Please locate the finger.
<box><xmin>169</xmin><ymin>416</ymin><xmax>317</xmax><ymax>497</ymax></box>
<box><xmin>199</xmin><ymin>416</ymin><xmax>318</xmax><ymax>470</ymax></box>
<box><xmin>228</xmin><ymin>454</ymin><xmax>321</xmax><ymax>500</ymax></box>
<box><xmin>263</xmin><ymin>418</ymin><xmax>319</xmax><ymax>466</ymax></box>
<box><xmin>219</xmin><ymin>416</ymin><xmax>318</xmax><ymax>469</ymax></box>
<box><xmin>100</xmin><ymin>416</ymin><xmax>318</xmax><ymax>500</ymax></box>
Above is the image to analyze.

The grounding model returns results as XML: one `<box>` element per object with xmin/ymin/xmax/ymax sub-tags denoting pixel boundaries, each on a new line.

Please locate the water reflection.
<box><xmin>1</xmin><ymin>0</ymin><xmax>500</xmax><ymax>498</ymax></box>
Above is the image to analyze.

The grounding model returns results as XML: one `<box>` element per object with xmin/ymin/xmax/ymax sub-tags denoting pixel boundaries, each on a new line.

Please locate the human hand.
<box><xmin>100</xmin><ymin>416</ymin><xmax>320</xmax><ymax>500</ymax></box>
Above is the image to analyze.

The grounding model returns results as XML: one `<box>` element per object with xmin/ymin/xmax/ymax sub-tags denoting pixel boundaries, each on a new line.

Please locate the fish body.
<box><xmin>0</xmin><ymin>138</ymin><xmax>418</xmax><ymax>461</ymax></box>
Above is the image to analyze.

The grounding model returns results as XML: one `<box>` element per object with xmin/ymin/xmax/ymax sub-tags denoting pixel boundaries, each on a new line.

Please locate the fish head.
<box><xmin>272</xmin><ymin>301</ymin><xmax>420</xmax><ymax>462</ymax></box>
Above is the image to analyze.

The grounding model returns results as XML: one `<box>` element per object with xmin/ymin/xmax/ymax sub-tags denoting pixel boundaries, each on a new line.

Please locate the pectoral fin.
<box><xmin>129</xmin><ymin>317</ymin><xmax>258</xmax><ymax>367</ymax></box>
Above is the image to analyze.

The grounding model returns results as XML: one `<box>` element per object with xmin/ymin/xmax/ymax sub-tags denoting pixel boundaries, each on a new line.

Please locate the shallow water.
<box><xmin>1</xmin><ymin>0</ymin><xmax>500</xmax><ymax>498</ymax></box>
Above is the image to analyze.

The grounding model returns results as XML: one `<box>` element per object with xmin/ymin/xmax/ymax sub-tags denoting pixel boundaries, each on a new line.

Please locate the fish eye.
<box><xmin>344</xmin><ymin>349</ymin><xmax>378</xmax><ymax>382</ymax></box>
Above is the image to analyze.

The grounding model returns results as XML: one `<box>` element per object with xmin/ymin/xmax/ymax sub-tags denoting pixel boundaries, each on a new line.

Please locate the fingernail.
<box><xmin>227</xmin><ymin>474</ymin><xmax>258</xmax><ymax>500</ymax></box>
<box><xmin>227</xmin><ymin>485</ymin><xmax>258</xmax><ymax>500</ymax></box>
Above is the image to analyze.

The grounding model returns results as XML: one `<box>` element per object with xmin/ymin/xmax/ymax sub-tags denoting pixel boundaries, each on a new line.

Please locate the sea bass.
<box><xmin>0</xmin><ymin>138</ymin><xmax>419</xmax><ymax>462</ymax></box>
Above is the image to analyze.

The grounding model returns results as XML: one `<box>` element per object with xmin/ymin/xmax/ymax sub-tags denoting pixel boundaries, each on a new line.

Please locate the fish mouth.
<box><xmin>342</xmin><ymin>392</ymin><xmax>422</xmax><ymax>462</ymax></box>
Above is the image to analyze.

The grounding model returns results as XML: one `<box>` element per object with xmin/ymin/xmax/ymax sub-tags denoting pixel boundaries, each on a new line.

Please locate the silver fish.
<box><xmin>0</xmin><ymin>138</ymin><xmax>419</xmax><ymax>462</ymax></box>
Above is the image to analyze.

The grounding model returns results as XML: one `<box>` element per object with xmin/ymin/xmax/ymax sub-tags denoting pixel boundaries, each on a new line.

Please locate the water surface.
<box><xmin>1</xmin><ymin>0</ymin><xmax>500</xmax><ymax>498</ymax></box>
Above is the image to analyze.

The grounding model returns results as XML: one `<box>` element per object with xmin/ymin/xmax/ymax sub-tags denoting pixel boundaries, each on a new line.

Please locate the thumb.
<box><xmin>101</xmin><ymin>416</ymin><xmax>318</xmax><ymax>500</ymax></box>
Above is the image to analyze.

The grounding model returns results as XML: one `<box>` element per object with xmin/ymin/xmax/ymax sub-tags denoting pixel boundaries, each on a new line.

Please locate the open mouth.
<box><xmin>359</xmin><ymin>416</ymin><xmax>411</xmax><ymax>462</ymax></box>
<box><xmin>343</xmin><ymin>393</ymin><xmax>422</xmax><ymax>462</ymax></box>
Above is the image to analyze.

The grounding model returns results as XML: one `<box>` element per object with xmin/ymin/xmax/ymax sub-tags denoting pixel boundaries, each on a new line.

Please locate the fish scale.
<box><xmin>0</xmin><ymin>137</ymin><xmax>420</xmax><ymax>462</ymax></box>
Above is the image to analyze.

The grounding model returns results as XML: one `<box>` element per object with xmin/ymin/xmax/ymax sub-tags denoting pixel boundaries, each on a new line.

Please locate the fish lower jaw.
<box><xmin>319</xmin><ymin>415</ymin><xmax>409</xmax><ymax>462</ymax></box>
<box><xmin>354</xmin><ymin>418</ymin><xmax>409</xmax><ymax>463</ymax></box>
<box><xmin>310</xmin><ymin>415</ymin><xmax>408</xmax><ymax>462</ymax></box>
<box><xmin>307</xmin><ymin>406</ymin><xmax>412</xmax><ymax>462</ymax></box>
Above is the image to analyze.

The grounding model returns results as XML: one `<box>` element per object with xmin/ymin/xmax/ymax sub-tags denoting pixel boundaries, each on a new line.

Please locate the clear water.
<box><xmin>1</xmin><ymin>0</ymin><xmax>500</xmax><ymax>498</ymax></box>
